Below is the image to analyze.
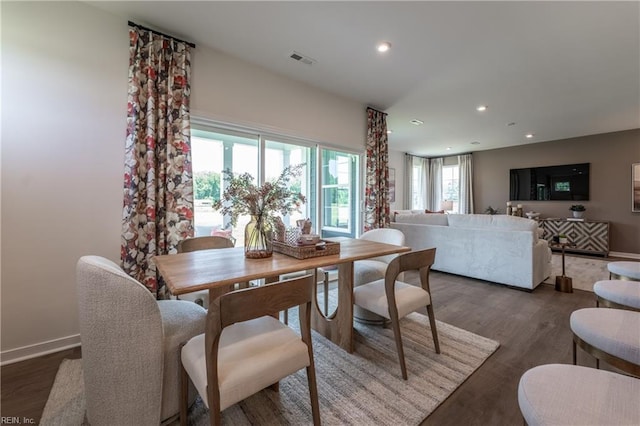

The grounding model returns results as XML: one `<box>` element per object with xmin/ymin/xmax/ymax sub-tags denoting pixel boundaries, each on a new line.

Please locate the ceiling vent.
<box><xmin>289</xmin><ymin>51</ymin><xmax>316</xmax><ymax>66</ymax></box>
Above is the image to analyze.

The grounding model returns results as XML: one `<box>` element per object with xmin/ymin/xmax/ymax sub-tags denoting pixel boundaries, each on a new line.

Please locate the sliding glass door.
<box><xmin>192</xmin><ymin>123</ymin><xmax>360</xmax><ymax>241</ymax></box>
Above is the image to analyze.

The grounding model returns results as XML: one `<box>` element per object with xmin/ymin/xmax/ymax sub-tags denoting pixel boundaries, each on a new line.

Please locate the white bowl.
<box><xmin>525</xmin><ymin>212</ymin><xmax>540</xmax><ymax>219</ymax></box>
<box><xmin>298</xmin><ymin>234</ymin><xmax>320</xmax><ymax>245</ymax></box>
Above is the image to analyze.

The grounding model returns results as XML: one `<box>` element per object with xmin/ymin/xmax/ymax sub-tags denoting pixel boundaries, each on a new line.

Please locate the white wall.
<box><xmin>1</xmin><ymin>1</ymin><xmax>366</xmax><ymax>363</ymax></box>
<box><xmin>2</xmin><ymin>1</ymin><xmax>127</xmax><ymax>362</ymax></box>
<box><xmin>191</xmin><ymin>49</ymin><xmax>365</xmax><ymax>149</ymax></box>
<box><xmin>388</xmin><ymin>150</ymin><xmax>406</xmax><ymax>210</ymax></box>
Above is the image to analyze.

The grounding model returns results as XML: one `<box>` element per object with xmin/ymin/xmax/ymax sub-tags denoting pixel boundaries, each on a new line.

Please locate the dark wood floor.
<box><xmin>422</xmin><ymin>271</ymin><xmax>601</xmax><ymax>426</ymax></box>
<box><xmin>1</xmin><ymin>270</ymin><xmax>603</xmax><ymax>425</ymax></box>
<box><xmin>1</xmin><ymin>346</ymin><xmax>82</xmax><ymax>424</ymax></box>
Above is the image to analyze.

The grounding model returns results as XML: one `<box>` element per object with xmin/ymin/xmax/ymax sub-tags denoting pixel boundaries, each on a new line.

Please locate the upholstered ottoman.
<box><xmin>594</xmin><ymin>280</ymin><xmax>640</xmax><ymax>311</ymax></box>
<box><xmin>570</xmin><ymin>308</ymin><xmax>640</xmax><ymax>376</ymax></box>
<box><xmin>607</xmin><ymin>261</ymin><xmax>640</xmax><ymax>281</ymax></box>
<box><xmin>518</xmin><ymin>364</ymin><xmax>640</xmax><ymax>426</ymax></box>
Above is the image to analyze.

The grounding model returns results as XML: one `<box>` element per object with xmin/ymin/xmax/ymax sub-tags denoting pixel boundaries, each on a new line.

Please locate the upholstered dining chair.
<box><xmin>177</xmin><ymin>236</ymin><xmax>236</xmax><ymax>308</ymax></box>
<box><xmin>76</xmin><ymin>255</ymin><xmax>207</xmax><ymax>425</ymax></box>
<box><xmin>570</xmin><ymin>307</ymin><xmax>640</xmax><ymax>377</ymax></box>
<box><xmin>518</xmin><ymin>364</ymin><xmax>640</xmax><ymax>425</ymax></box>
<box><xmin>353</xmin><ymin>247</ymin><xmax>439</xmax><ymax>380</ymax></box>
<box><xmin>354</xmin><ymin>228</ymin><xmax>406</xmax><ymax>324</ymax></box>
<box><xmin>594</xmin><ymin>280</ymin><xmax>640</xmax><ymax>311</ymax></box>
<box><xmin>180</xmin><ymin>274</ymin><xmax>321</xmax><ymax>425</ymax></box>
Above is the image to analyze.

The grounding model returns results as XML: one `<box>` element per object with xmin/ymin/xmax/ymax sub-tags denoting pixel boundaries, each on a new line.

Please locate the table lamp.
<box><xmin>440</xmin><ymin>200</ymin><xmax>453</xmax><ymax>213</ymax></box>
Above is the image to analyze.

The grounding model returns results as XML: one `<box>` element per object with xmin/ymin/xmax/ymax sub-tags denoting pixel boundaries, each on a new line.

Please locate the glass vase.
<box><xmin>244</xmin><ymin>215</ymin><xmax>273</xmax><ymax>259</ymax></box>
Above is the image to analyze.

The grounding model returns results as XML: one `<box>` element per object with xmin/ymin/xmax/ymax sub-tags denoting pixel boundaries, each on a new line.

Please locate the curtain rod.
<box><xmin>128</xmin><ymin>21</ymin><xmax>196</xmax><ymax>48</ymax></box>
<box><xmin>405</xmin><ymin>152</ymin><xmax>473</xmax><ymax>160</ymax></box>
<box><xmin>366</xmin><ymin>106</ymin><xmax>387</xmax><ymax>115</ymax></box>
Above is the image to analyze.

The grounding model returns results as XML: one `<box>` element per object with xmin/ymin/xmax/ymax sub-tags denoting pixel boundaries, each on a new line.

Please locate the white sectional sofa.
<box><xmin>391</xmin><ymin>213</ymin><xmax>552</xmax><ymax>290</ymax></box>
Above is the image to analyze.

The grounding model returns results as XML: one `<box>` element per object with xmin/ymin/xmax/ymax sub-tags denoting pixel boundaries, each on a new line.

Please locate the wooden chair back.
<box><xmin>177</xmin><ymin>236</ymin><xmax>234</xmax><ymax>253</ymax></box>
<box><xmin>203</xmin><ymin>274</ymin><xmax>320</xmax><ymax>425</ymax></box>
<box><xmin>385</xmin><ymin>247</ymin><xmax>436</xmax><ymax>294</ymax></box>
<box><xmin>384</xmin><ymin>247</ymin><xmax>438</xmax><ymax>379</ymax></box>
<box><xmin>177</xmin><ymin>236</ymin><xmax>237</xmax><ymax>305</ymax></box>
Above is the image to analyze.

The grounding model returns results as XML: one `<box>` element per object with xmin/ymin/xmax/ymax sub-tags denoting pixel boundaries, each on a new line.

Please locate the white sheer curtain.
<box><xmin>404</xmin><ymin>155</ymin><xmax>414</xmax><ymax>208</ymax></box>
<box><xmin>427</xmin><ymin>157</ymin><xmax>443</xmax><ymax>211</ymax></box>
<box><xmin>405</xmin><ymin>155</ymin><xmax>429</xmax><ymax>209</ymax></box>
<box><xmin>458</xmin><ymin>154</ymin><xmax>474</xmax><ymax>213</ymax></box>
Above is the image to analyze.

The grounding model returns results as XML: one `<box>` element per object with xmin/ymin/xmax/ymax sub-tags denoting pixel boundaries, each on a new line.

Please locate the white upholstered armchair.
<box><xmin>76</xmin><ymin>255</ymin><xmax>207</xmax><ymax>425</ymax></box>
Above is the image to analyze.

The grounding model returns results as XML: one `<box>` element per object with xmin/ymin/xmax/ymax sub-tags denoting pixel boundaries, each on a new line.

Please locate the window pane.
<box><xmin>191</xmin><ymin>129</ymin><xmax>259</xmax><ymax>245</ymax></box>
<box><xmin>265</xmin><ymin>140</ymin><xmax>316</xmax><ymax>228</ymax></box>
<box><xmin>442</xmin><ymin>165</ymin><xmax>459</xmax><ymax>212</ymax></box>
<box><xmin>321</xmin><ymin>149</ymin><xmax>359</xmax><ymax>237</ymax></box>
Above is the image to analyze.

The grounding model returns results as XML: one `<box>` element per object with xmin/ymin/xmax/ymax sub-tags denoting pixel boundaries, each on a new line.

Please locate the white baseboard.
<box><xmin>0</xmin><ymin>334</ymin><xmax>81</xmax><ymax>366</ymax></box>
<box><xmin>609</xmin><ymin>251</ymin><xmax>640</xmax><ymax>260</ymax></box>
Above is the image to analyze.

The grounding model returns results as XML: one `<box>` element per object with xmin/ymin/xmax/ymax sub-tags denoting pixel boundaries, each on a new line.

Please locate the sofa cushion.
<box><xmin>392</xmin><ymin>209</ymin><xmax>426</xmax><ymax>221</ymax></box>
<box><xmin>394</xmin><ymin>213</ymin><xmax>449</xmax><ymax>226</ymax></box>
<box><xmin>447</xmin><ymin>214</ymin><xmax>538</xmax><ymax>242</ymax></box>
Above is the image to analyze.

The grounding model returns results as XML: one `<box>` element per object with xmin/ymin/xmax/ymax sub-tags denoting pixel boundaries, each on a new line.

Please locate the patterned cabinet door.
<box><xmin>541</xmin><ymin>220</ymin><xmax>573</xmax><ymax>241</ymax></box>
<box><xmin>572</xmin><ymin>221</ymin><xmax>609</xmax><ymax>254</ymax></box>
<box><xmin>541</xmin><ymin>219</ymin><xmax>610</xmax><ymax>255</ymax></box>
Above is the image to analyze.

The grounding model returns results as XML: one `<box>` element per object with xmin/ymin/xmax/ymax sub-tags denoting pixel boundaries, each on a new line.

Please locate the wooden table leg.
<box><xmin>208</xmin><ymin>285</ymin><xmax>233</xmax><ymax>306</ymax></box>
<box><xmin>311</xmin><ymin>262</ymin><xmax>354</xmax><ymax>353</ymax></box>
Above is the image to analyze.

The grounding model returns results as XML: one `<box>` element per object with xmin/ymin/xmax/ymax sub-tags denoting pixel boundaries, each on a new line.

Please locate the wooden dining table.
<box><xmin>154</xmin><ymin>238</ymin><xmax>410</xmax><ymax>353</ymax></box>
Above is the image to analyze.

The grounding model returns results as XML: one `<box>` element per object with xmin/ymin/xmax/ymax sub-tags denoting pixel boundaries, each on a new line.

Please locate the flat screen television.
<box><xmin>509</xmin><ymin>163</ymin><xmax>590</xmax><ymax>201</ymax></box>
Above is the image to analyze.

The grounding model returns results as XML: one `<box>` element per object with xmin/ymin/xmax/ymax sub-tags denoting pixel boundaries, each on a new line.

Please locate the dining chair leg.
<box><xmin>211</xmin><ymin>409</ymin><xmax>221</xmax><ymax>426</ymax></box>
<box><xmin>268</xmin><ymin>381</ymin><xmax>280</xmax><ymax>392</ymax></box>
<box><xmin>180</xmin><ymin>363</ymin><xmax>189</xmax><ymax>426</ymax></box>
<box><xmin>389</xmin><ymin>313</ymin><xmax>408</xmax><ymax>380</ymax></box>
<box><xmin>426</xmin><ymin>304</ymin><xmax>440</xmax><ymax>354</ymax></box>
<box><xmin>572</xmin><ymin>340</ymin><xmax>577</xmax><ymax>365</ymax></box>
<box><xmin>306</xmin><ymin>364</ymin><xmax>321</xmax><ymax>425</ymax></box>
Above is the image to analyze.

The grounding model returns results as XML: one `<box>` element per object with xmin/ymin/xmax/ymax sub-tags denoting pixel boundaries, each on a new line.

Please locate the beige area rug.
<box><xmin>41</xmin><ymin>314</ymin><xmax>499</xmax><ymax>425</ymax></box>
<box><xmin>543</xmin><ymin>253</ymin><xmax>611</xmax><ymax>292</ymax></box>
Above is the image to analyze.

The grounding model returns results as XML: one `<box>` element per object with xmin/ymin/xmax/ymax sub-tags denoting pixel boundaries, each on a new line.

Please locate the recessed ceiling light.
<box><xmin>525</xmin><ymin>133</ymin><xmax>534</xmax><ymax>139</ymax></box>
<box><xmin>446</xmin><ymin>147</ymin><xmax>452</xmax><ymax>151</ymax></box>
<box><xmin>410</xmin><ymin>119</ymin><xmax>424</xmax><ymax>126</ymax></box>
<box><xmin>476</xmin><ymin>105</ymin><xmax>488</xmax><ymax>112</ymax></box>
<box><xmin>377</xmin><ymin>42</ymin><xmax>391</xmax><ymax>53</ymax></box>
<box><xmin>386</xmin><ymin>129</ymin><xmax>393</xmax><ymax>134</ymax></box>
<box><xmin>471</xmin><ymin>141</ymin><xmax>480</xmax><ymax>145</ymax></box>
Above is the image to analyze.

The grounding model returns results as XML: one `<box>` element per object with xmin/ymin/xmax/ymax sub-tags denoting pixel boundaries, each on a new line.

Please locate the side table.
<box><xmin>550</xmin><ymin>242</ymin><xmax>575</xmax><ymax>293</ymax></box>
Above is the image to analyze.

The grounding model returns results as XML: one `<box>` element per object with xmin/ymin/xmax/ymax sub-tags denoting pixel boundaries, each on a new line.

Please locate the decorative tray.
<box><xmin>272</xmin><ymin>239</ymin><xmax>340</xmax><ymax>259</ymax></box>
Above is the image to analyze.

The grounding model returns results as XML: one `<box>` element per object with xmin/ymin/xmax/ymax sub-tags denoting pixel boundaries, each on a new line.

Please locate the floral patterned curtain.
<box><xmin>121</xmin><ymin>26</ymin><xmax>194</xmax><ymax>298</ymax></box>
<box><xmin>364</xmin><ymin>107</ymin><xmax>390</xmax><ymax>231</ymax></box>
